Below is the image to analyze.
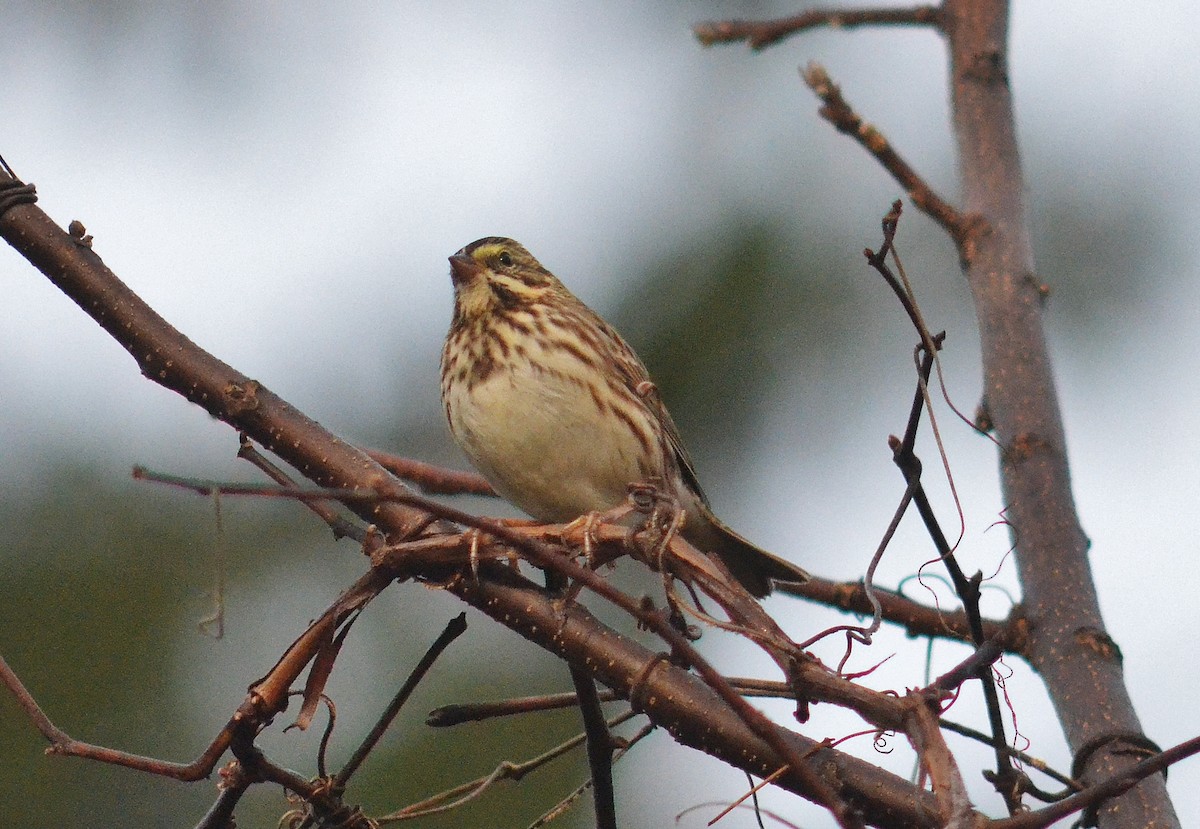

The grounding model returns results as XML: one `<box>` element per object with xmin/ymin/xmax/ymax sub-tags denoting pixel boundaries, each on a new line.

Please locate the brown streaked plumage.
<box><xmin>440</xmin><ymin>237</ymin><xmax>808</xmax><ymax>597</ymax></box>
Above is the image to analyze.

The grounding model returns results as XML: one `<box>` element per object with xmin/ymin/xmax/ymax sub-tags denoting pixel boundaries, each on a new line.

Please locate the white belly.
<box><xmin>446</xmin><ymin>361</ymin><xmax>653</xmax><ymax>522</ymax></box>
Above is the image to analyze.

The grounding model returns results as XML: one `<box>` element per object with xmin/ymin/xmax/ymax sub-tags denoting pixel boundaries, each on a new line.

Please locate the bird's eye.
<box><xmin>497</xmin><ymin>251</ymin><xmax>514</xmax><ymax>267</ymax></box>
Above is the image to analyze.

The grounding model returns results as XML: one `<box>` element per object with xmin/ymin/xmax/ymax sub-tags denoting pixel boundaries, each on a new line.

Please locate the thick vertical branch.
<box><xmin>944</xmin><ymin>3</ymin><xmax>1177</xmax><ymax>827</ymax></box>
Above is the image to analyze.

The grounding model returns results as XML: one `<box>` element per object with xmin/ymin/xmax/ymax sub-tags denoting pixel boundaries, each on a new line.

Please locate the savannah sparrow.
<box><xmin>440</xmin><ymin>237</ymin><xmax>809</xmax><ymax>597</ymax></box>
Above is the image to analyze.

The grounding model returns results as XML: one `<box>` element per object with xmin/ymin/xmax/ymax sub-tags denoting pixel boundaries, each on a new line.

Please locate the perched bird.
<box><xmin>440</xmin><ymin>237</ymin><xmax>808</xmax><ymax>597</ymax></box>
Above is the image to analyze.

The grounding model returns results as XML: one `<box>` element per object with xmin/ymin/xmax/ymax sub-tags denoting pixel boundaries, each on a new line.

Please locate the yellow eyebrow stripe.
<box><xmin>471</xmin><ymin>243</ymin><xmax>507</xmax><ymax>262</ymax></box>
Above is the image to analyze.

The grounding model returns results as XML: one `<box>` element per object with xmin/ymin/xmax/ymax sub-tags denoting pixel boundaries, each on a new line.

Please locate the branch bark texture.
<box><xmin>944</xmin><ymin>2</ymin><xmax>1177</xmax><ymax>827</ymax></box>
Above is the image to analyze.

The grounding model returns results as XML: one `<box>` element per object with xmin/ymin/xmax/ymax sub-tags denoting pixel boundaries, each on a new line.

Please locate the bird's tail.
<box><xmin>688</xmin><ymin>503</ymin><xmax>809</xmax><ymax>598</ymax></box>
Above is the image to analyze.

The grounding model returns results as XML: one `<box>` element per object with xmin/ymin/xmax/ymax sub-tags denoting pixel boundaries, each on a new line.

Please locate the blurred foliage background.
<box><xmin>2</xmin><ymin>3</ymin><xmax>1199</xmax><ymax>828</ymax></box>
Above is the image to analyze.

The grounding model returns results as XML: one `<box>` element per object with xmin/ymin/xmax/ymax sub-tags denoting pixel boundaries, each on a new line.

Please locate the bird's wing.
<box><xmin>603</xmin><ymin>318</ymin><xmax>712</xmax><ymax>509</ymax></box>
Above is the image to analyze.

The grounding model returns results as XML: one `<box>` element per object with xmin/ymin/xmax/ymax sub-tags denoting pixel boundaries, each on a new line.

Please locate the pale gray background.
<box><xmin>1</xmin><ymin>3</ymin><xmax>1197</xmax><ymax>827</ymax></box>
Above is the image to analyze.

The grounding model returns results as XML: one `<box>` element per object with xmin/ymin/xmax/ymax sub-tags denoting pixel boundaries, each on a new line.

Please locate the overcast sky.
<box><xmin>2</xmin><ymin>3</ymin><xmax>1199</xmax><ymax>825</ymax></box>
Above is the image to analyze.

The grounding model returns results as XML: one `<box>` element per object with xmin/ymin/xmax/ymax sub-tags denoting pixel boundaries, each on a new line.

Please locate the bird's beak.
<box><xmin>448</xmin><ymin>253</ymin><xmax>484</xmax><ymax>286</ymax></box>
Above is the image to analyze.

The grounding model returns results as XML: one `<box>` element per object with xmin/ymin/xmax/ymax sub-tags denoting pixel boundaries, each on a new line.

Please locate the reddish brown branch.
<box><xmin>238</xmin><ymin>436</ymin><xmax>365</xmax><ymax>540</ymax></box>
<box><xmin>781</xmin><ymin>576</ymin><xmax>1026</xmax><ymax>654</ymax></box>
<box><xmin>990</xmin><ymin>734</ymin><xmax>1200</xmax><ymax>829</ymax></box>
<box><xmin>446</xmin><ymin>567</ymin><xmax>953</xmax><ymax>828</ymax></box>
<box><xmin>0</xmin><ymin>653</ymin><xmax>223</xmax><ymax>781</ymax></box>
<box><xmin>695</xmin><ymin>6</ymin><xmax>942</xmax><ymax>50</ymax></box>
<box><xmin>0</xmin><ymin>179</ymin><xmax>432</xmax><ymax>543</ymax></box>
<box><xmin>904</xmin><ymin>695</ymin><xmax>973</xmax><ymax>827</ymax></box>
<box><xmin>228</xmin><ymin>722</ymin><xmax>373</xmax><ymax>829</ymax></box>
<box><xmin>0</xmin><ymin>563</ymin><xmax>392</xmax><ymax>782</ymax></box>
<box><xmin>801</xmin><ymin>63</ymin><xmax>976</xmax><ymax>251</ymax></box>
<box><xmin>352</xmin><ymin>498</ymin><xmax>866</xmax><ymax>824</ymax></box>
<box><xmin>367</xmin><ymin>450</ymin><xmax>497</xmax><ymax>496</ymax></box>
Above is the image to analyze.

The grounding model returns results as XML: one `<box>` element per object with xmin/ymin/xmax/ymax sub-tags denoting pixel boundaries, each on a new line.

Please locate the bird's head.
<box><xmin>447</xmin><ymin>237</ymin><xmax>568</xmax><ymax>322</ymax></box>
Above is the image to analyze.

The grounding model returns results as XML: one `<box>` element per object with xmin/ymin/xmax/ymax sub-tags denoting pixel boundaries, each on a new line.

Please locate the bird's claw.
<box><xmin>561</xmin><ymin>511</ymin><xmax>604</xmax><ymax>565</ymax></box>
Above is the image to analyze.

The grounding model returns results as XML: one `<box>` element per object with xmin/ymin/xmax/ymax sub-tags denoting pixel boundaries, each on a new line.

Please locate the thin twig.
<box><xmin>938</xmin><ymin>719</ymin><xmax>1080</xmax><ymax>796</ymax></box>
<box><xmin>533</xmin><ymin>722</ymin><xmax>657</xmax><ymax>829</ymax></box>
<box><xmin>778</xmin><ymin>576</ymin><xmax>1025</xmax><ymax>654</ymax></box>
<box><xmin>0</xmin><ymin>652</ymin><xmax>229</xmax><ymax>781</ymax></box>
<box><xmin>862</xmin><ymin>203</ymin><xmax>1024</xmax><ymax>813</ymax></box>
<box><xmin>802</xmin><ymin>64</ymin><xmax>973</xmax><ymax>247</ymax></box>
<box><xmin>367</xmin><ymin>450</ymin><xmax>497</xmax><ymax>496</ymax></box>
<box><xmin>926</xmin><ymin>637</ymin><xmax>1004</xmax><ymax>696</ymax></box>
<box><xmin>427</xmin><ymin>689</ymin><xmax>621</xmax><ymax>726</ymax></box>
<box><xmin>336</xmin><ymin>614</ymin><xmax>468</xmax><ymax>785</ymax></box>
<box><xmin>315</xmin><ymin>695</ymin><xmax>337</xmax><ymax>779</ymax></box>
<box><xmin>378</xmin><ymin>711</ymin><xmax>641</xmax><ymax>822</ymax></box>
<box><xmin>704</xmin><ymin>765</ymin><xmax>790</xmax><ymax>825</ymax></box>
<box><xmin>238</xmin><ymin>435</ymin><xmax>366</xmax><ymax>541</ymax></box>
<box><xmin>134</xmin><ymin>466</ymin><xmax>396</xmax><ymax>504</ymax></box>
<box><xmin>695</xmin><ymin>6</ymin><xmax>941</xmax><ymax>50</ymax></box>
<box><xmin>794</xmin><ymin>482</ymin><xmax>912</xmax><ymax>663</ymax></box>
<box><xmin>989</xmin><ymin>734</ymin><xmax>1200</xmax><ymax>829</ymax></box>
